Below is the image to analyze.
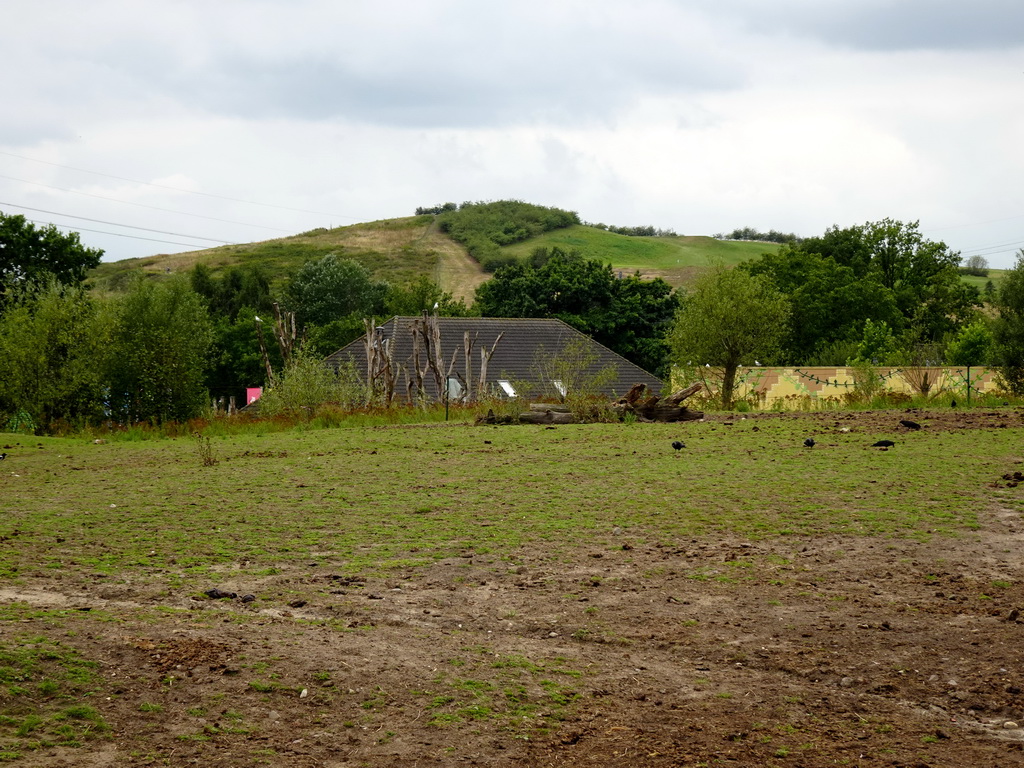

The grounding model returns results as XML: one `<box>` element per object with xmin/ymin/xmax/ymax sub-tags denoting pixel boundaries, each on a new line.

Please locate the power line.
<box><xmin>25</xmin><ymin>218</ymin><xmax>216</xmax><ymax>249</ymax></box>
<box><xmin>958</xmin><ymin>238</ymin><xmax>1024</xmax><ymax>257</ymax></box>
<box><xmin>0</xmin><ymin>173</ymin><xmax>293</xmax><ymax>233</ymax></box>
<box><xmin>0</xmin><ymin>149</ymin><xmax>363</xmax><ymax>220</ymax></box>
<box><xmin>0</xmin><ymin>202</ymin><xmax>235</xmax><ymax>244</ymax></box>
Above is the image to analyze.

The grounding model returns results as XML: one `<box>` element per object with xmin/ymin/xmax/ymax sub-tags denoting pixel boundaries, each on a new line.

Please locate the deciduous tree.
<box><xmin>0</xmin><ymin>213</ymin><xmax>102</xmax><ymax>310</ymax></box>
<box><xmin>104</xmin><ymin>276</ymin><xmax>213</xmax><ymax>423</ymax></box>
<box><xmin>0</xmin><ymin>280</ymin><xmax>105</xmax><ymax>432</ymax></box>
<box><xmin>669</xmin><ymin>267</ymin><xmax>789</xmax><ymax>408</ymax></box>
<box><xmin>993</xmin><ymin>251</ymin><xmax>1024</xmax><ymax>394</ymax></box>
<box><xmin>474</xmin><ymin>248</ymin><xmax>678</xmax><ymax>376</ymax></box>
<box><xmin>284</xmin><ymin>254</ymin><xmax>388</xmax><ymax>327</ymax></box>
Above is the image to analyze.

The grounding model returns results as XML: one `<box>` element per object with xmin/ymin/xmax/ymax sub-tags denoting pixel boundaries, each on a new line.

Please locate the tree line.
<box><xmin>672</xmin><ymin>219</ymin><xmax>1024</xmax><ymax>405</ymax></box>
<box><xmin>3</xmin><ymin>209</ymin><xmax>1024</xmax><ymax>433</ymax></box>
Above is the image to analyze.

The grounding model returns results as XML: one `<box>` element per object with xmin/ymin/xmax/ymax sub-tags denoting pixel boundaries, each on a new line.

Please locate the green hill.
<box><xmin>501</xmin><ymin>225</ymin><xmax>780</xmax><ymax>284</ymax></box>
<box><xmin>87</xmin><ymin>212</ymin><xmax>780</xmax><ymax>302</ymax></box>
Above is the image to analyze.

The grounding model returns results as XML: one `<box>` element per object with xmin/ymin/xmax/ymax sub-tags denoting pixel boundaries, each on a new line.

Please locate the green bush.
<box><xmin>257</xmin><ymin>353</ymin><xmax>366</xmax><ymax>417</ymax></box>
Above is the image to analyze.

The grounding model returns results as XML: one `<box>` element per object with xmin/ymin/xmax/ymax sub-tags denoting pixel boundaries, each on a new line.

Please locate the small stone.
<box><xmin>268</xmin><ymin>710</ymin><xmax>280</xmax><ymax>720</ymax></box>
<box><xmin>1004</xmin><ymin>721</ymin><xmax>1019</xmax><ymax>729</ymax></box>
<box><xmin>840</xmin><ymin>677</ymin><xmax>854</xmax><ymax>687</ymax></box>
<box><xmin>299</xmin><ymin>688</ymin><xmax>308</xmax><ymax>698</ymax></box>
<box><xmin>548</xmin><ymin>631</ymin><xmax>558</xmax><ymax>638</ymax></box>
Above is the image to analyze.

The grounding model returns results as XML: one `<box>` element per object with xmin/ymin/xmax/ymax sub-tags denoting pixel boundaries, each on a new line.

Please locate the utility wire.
<box><xmin>958</xmin><ymin>238</ymin><xmax>1024</xmax><ymax>257</ymax></box>
<box><xmin>0</xmin><ymin>201</ymin><xmax>235</xmax><ymax>244</ymax></box>
<box><xmin>0</xmin><ymin>173</ymin><xmax>293</xmax><ymax>233</ymax></box>
<box><xmin>25</xmin><ymin>218</ymin><xmax>217</xmax><ymax>249</ymax></box>
<box><xmin>0</xmin><ymin>149</ymin><xmax>362</xmax><ymax>220</ymax></box>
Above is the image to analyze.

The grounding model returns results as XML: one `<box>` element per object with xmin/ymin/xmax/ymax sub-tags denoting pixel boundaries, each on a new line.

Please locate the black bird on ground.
<box><xmin>0</xmin><ymin>453</ymin><xmax>6</xmax><ymax>460</ymax></box>
<box><xmin>899</xmin><ymin>419</ymin><xmax>921</xmax><ymax>430</ymax></box>
<box><xmin>671</xmin><ymin>441</ymin><xmax>685</xmax><ymax>451</ymax></box>
<box><xmin>204</xmin><ymin>588</ymin><xmax>237</xmax><ymax>599</ymax></box>
<box><xmin>804</xmin><ymin>438</ymin><xmax>815</xmax><ymax>448</ymax></box>
<box><xmin>950</xmin><ymin>399</ymin><xmax>957</xmax><ymax>408</ymax></box>
<box><xmin>871</xmin><ymin>439</ymin><xmax>896</xmax><ymax>448</ymax></box>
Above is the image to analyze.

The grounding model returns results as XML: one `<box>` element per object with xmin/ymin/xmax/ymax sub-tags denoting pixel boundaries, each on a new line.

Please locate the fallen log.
<box><xmin>611</xmin><ymin>403</ymin><xmax>703</xmax><ymax>422</ymax></box>
<box><xmin>665</xmin><ymin>382</ymin><xmax>703</xmax><ymax>405</ymax></box>
<box><xmin>518</xmin><ymin>409</ymin><xmax>576</xmax><ymax>425</ymax></box>
<box><xmin>529</xmin><ymin>403</ymin><xmax>571</xmax><ymax>413</ymax></box>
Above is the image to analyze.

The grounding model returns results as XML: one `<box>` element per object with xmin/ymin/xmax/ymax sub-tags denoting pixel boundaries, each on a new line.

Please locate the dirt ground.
<box><xmin>5</xmin><ymin>409</ymin><xmax>1024</xmax><ymax>767</ymax></box>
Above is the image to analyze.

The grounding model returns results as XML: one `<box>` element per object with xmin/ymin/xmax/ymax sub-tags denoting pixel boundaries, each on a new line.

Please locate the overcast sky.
<box><xmin>2</xmin><ymin>0</ymin><xmax>1022</xmax><ymax>268</ymax></box>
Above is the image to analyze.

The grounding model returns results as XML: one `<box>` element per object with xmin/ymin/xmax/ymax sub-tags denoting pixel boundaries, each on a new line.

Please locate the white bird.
<box><xmin>433</xmin><ymin>301</ymin><xmax>439</xmax><ymax>310</ymax></box>
<box><xmin>755</xmin><ymin>360</ymin><xmax>761</xmax><ymax>366</ymax></box>
<box><xmin>705</xmin><ymin>363</ymin><xmax>711</xmax><ymax>368</ymax></box>
<box><xmin>254</xmin><ymin>316</ymin><xmax>262</xmax><ymax>322</ymax></box>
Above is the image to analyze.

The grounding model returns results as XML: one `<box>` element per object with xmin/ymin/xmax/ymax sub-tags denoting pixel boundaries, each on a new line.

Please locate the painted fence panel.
<box><xmin>674</xmin><ymin>367</ymin><xmax>1003</xmax><ymax>409</ymax></box>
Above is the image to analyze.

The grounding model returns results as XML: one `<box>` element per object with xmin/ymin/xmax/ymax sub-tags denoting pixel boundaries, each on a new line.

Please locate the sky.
<box><xmin>2</xmin><ymin>0</ymin><xmax>1023</xmax><ymax>268</ymax></box>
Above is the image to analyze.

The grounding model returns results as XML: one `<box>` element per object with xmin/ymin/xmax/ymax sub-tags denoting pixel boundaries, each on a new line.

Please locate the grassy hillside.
<box><xmin>88</xmin><ymin>215</ymin><xmax>490</xmax><ymax>303</ymax></box>
<box><xmin>960</xmin><ymin>269</ymin><xmax>1004</xmax><ymax>295</ymax></box>
<box><xmin>87</xmin><ymin>207</ymin><xmax>989</xmax><ymax>303</ymax></box>
<box><xmin>88</xmin><ymin>216</ymin><xmax>777</xmax><ymax>303</ymax></box>
<box><xmin>501</xmin><ymin>225</ymin><xmax>780</xmax><ymax>284</ymax></box>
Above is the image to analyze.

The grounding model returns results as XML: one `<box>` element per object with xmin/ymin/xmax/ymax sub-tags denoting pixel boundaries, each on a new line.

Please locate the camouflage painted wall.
<box><xmin>674</xmin><ymin>367</ymin><xmax>1002</xmax><ymax>409</ymax></box>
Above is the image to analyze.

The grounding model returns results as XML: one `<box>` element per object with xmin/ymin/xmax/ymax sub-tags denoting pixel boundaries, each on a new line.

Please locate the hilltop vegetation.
<box><xmin>85</xmin><ymin>203</ymin><xmax>777</xmax><ymax>299</ymax></box>
<box><xmin>434</xmin><ymin>199</ymin><xmax>580</xmax><ymax>271</ymax></box>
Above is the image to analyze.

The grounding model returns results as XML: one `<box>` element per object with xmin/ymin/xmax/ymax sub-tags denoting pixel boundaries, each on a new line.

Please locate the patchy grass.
<box><xmin>0</xmin><ymin>637</ymin><xmax>109</xmax><ymax>757</ymax></box>
<box><xmin>0</xmin><ymin>416</ymin><xmax>1014</xmax><ymax>593</ymax></box>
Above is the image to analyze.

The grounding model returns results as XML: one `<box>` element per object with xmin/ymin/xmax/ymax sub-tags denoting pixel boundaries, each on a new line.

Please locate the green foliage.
<box><xmin>994</xmin><ymin>251</ymin><xmax>1024</xmax><ymax>394</ymax></box>
<box><xmin>745</xmin><ymin>218</ymin><xmax>980</xmax><ymax>364</ymax></box>
<box><xmin>103</xmin><ymin>276</ymin><xmax>214</xmax><ymax>423</ymax></box>
<box><xmin>945</xmin><ymin>320</ymin><xmax>994</xmax><ymax>366</ymax></box>
<box><xmin>599</xmin><ymin>223</ymin><xmax>677</xmax><ymax>237</ymax></box>
<box><xmin>256</xmin><ymin>349</ymin><xmax>366</xmax><ymax>417</ymax></box>
<box><xmin>717</xmin><ymin>226</ymin><xmax>800</xmax><ymax>244</ymax></box>
<box><xmin>848</xmin><ymin>361</ymin><xmax>887</xmax><ymax>404</ymax></box>
<box><xmin>207</xmin><ymin>309</ymin><xmax>278</xmax><ymax>404</ymax></box>
<box><xmin>0</xmin><ymin>281</ymin><xmax>106</xmax><ymax>432</ymax></box>
<box><xmin>744</xmin><ymin>247</ymin><xmax>902</xmax><ymax>363</ymax></box>
<box><xmin>415</xmin><ymin>202</ymin><xmax>458</xmax><ymax>215</ymax></box>
<box><xmin>669</xmin><ymin>267</ymin><xmax>790</xmax><ymax>408</ymax></box>
<box><xmin>303</xmin><ymin>316</ymin><xmax>367</xmax><ymax>359</ymax></box>
<box><xmin>438</xmin><ymin>200</ymin><xmax>579</xmax><ymax>265</ymax></box>
<box><xmin>384</xmin><ymin>275</ymin><xmax>471</xmax><ymax>318</ymax></box>
<box><xmin>284</xmin><ymin>254</ymin><xmax>388</xmax><ymax>327</ymax></box>
<box><xmin>849</xmin><ymin>319</ymin><xmax>900</xmax><ymax>365</ymax></box>
<box><xmin>960</xmin><ymin>255</ymin><xmax>989</xmax><ymax>277</ymax></box>
<box><xmin>190</xmin><ymin>263</ymin><xmax>273</xmax><ymax>320</ymax></box>
<box><xmin>531</xmin><ymin>337</ymin><xmax>618</xmax><ymax>420</ymax></box>
<box><xmin>474</xmin><ymin>248</ymin><xmax>678</xmax><ymax>376</ymax></box>
<box><xmin>810</xmin><ymin>218</ymin><xmax>976</xmax><ymax>341</ymax></box>
<box><xmin>0</xmin><ymin>213</ymin><xmax>102</xmax><ymax>310</ymax></box>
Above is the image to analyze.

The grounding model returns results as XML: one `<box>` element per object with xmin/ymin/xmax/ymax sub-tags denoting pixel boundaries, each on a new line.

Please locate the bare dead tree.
<box><xmin>271</xmin><ymin>302</ymin><xmax>299</xmax><ymax>367</ymax></box>
<box><xmin>463</xmin><ymin>331</ymin><xmax>477</xmax><ymax>402</ymax></box>
<box><xmin>410</xmin><ymin>311</ymin><xmax>463</xmax><ymax>404</ymax></box>
<box><xmin>363</xmin><ymin>318</ymin><xmax>397</xmax><ymax>404</ymax></box>
<box><xmin>478</xmin><ymin>333</ymin><xmax>503</xmax><ymax>396</ymax></box>
<box><xmin>255</xmin><ymin>318</ymin><xmax>276</xmax><ymax>385</ymax></box>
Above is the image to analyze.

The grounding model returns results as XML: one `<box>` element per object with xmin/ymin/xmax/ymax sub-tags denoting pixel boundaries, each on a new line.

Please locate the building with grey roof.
<box><xmin>324</xmin><ymin>316</ymin><xmax>663</xmax><ymax>403</ymax></box>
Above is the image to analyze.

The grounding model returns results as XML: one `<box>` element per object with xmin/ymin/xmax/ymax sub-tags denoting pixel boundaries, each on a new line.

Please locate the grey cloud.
<box><xmin>720</xmin><ymin>0</ymin><xmax>1024</xmax><ymax>51</ymax></box>
<box><xmin>153</xmin><ymin>45</ymin><xmax>742</xmax><ymax>128</ymax></box>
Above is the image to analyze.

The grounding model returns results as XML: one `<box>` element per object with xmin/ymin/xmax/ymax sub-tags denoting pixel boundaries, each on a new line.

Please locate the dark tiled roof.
<box><xmin>323</xmin><ymin>316</ymin><xmax>662</xmax><ymax>400</ymax></box>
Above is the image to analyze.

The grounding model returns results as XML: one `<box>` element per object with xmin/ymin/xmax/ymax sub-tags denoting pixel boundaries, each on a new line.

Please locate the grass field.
<box><xmin>3</xmin><ymin>408</ymin><xmax>1024</xmax><ymax>764</ymax></box>
<box><xmin>501</xmin><ymin>226</ymin><xmax>779</xmax><ymax>272</ymax></box>
<box><xmin>2</xmin><ymin>415</ymin><xmax>1013</xmax><ymax>585</ymax></box>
